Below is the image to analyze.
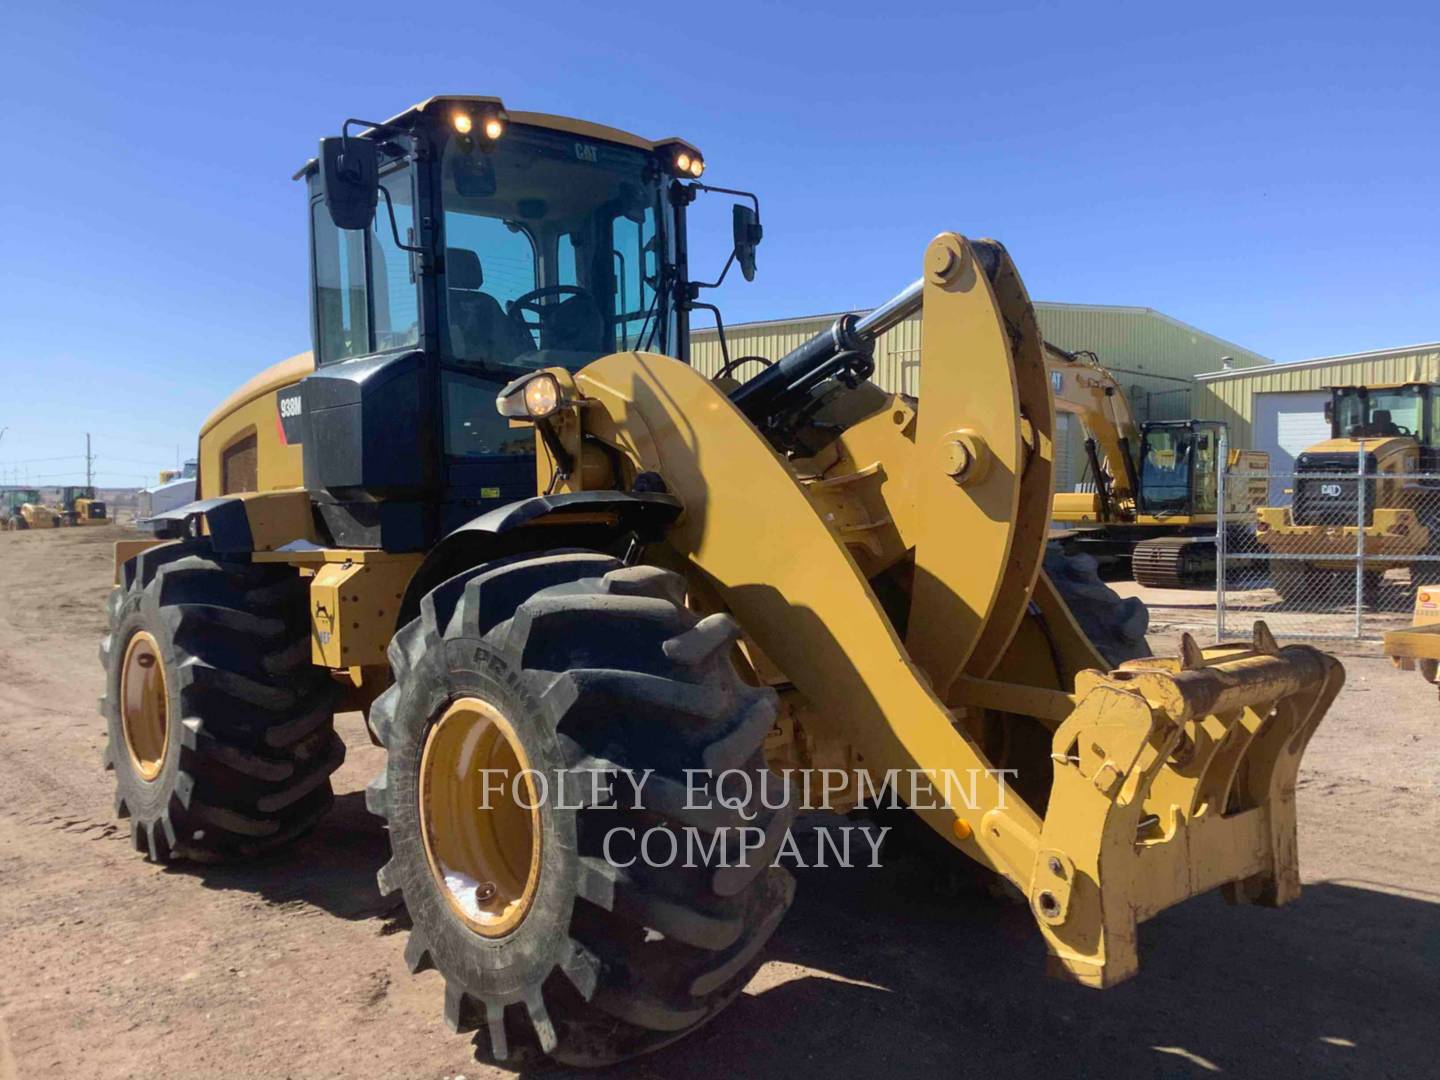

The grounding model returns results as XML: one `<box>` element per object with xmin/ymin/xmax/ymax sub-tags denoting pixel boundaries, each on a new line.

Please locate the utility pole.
<box><xmin>86</xmin><ymin>433</ymin><xmax>95</xmax><ymax>493</ymax></box>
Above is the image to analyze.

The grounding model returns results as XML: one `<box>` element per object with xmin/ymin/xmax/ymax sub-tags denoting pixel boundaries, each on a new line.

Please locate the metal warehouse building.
<box><xmin>693</xmin><ymin>303</ymin><xmax>1269</xmax><ymax>491</ymax></box>
<box><xmin>1191</xmin><ymin>342</ymin><xmax>1440</xmax><ymax>475</ymax></box>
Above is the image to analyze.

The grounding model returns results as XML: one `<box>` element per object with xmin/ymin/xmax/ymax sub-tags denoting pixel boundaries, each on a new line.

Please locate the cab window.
<box><xmin>1192</xmin><ymin>429</ymin><xmax>1217</xmax><ymax>514</ymax></box>
<box><xmin>311</xmin><ymin>161</ymin><xmax>420</xmax><ymax>363</ymax></box>
<box><xmin>1140</xmin><ymin>429</ymin><xmax>1192</xmax><ymax>514</ymax></box>
<box><xmin>442</xmin><ymin>212</ymin><xmax>540</xmax><ymax>368</ymax></box>
<box><xmin>371</xmin><ymin>171</ymin><xmax>420</xmax><ymax>352</ymax></box>
<box><xmin>312</xmin><ymin>201</ymin><xmax>369</xmax><ymax>363</ymax></box>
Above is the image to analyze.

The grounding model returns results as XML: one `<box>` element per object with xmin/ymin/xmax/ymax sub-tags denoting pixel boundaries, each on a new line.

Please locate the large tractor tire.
<box><xmin>1271</xmin><ymin>560</ymin><xmax>1318</xmax><ymax>604</ymax></box>
<box><xmin>1044</xmin><ymin>544</ymin><xmax>1151</xmax><ymax>667</ymax></box>
<box><xmin>1273</xmin><ymin>562</ymin><xmax>1381</xmax><ymax>607</ymax></box>
<box><xmin>367</xmin><ymin>551</ymin><xmax>795</xmax><ymax>1068</ymax></box>
<box><xmin>100</xmin><ymin>540</ymin><xmax>344</xmax><ymax>862</ymax></box>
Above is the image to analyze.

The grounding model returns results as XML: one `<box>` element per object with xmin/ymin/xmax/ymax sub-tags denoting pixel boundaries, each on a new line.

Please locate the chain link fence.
<box><xmin>1217</xmin><ymin>438</ymin><xmax>1440</xmax><ymax>641</ymax></box>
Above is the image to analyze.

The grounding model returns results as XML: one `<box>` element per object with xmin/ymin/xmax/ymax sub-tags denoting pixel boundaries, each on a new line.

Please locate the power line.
<box><xmin>27</xmin><ymin>469</ymin><xmax>160</xmax><ymax>481</ymax></box>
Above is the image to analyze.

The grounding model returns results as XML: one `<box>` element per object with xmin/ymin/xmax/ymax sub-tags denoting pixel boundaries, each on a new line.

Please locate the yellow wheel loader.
<box><xmin>1256</xmin><ymin>381</ymin><xmax>1440</xmax><ymax>601</ymax></box>
<box><xmin>101</xmin><ymin>96</ymin><xmax>1343</xmax><ymax>1068</ymax></box>
<box><xmin>60</xmin><ymin>485</ymin><xmax>108</xmax><ymax>526</ymax></box>
<box><xmin>1047</xmin><ymin>346</ymin><xmax>1269</xmax><ymax>587</ymax></box>
<box><xmin>3</xmin><ymin>488</ymin><xmax>62</xmax><ymax>530</ymax></box>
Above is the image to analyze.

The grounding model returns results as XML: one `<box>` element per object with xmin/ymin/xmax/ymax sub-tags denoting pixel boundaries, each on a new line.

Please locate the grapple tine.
<box><xmin>1253</xmin><ymin>620</ymin><xmax>1280</xmax><ymax>656</ymax></box>
<box><xmin>1179</xmin><ymin>633</ymin><xmax>1205</xmax><ymax>670</ymax></box>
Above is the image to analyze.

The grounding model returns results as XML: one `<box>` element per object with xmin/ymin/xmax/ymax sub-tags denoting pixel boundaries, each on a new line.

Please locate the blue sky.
<box><xmin>2</xmin><ymin>1</ymin><xmax>1435</xmax><ymax>487</ymax></box>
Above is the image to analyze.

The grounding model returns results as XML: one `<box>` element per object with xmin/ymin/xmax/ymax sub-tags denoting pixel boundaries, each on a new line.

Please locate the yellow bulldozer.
<box><xmin>3</xmin><ymin>488</ymin><xmax>63</xmax><ymax>530</ymax></box>
<box><xmin>1047</xmin><ymin>345</ymin><xmax>1269</xmax><ymax>587</ymax></box>
<box><xmin>1256</xmin><ymin>381</ymin><xmax>1440</xmax><ymax>600</ymax></box>
<box><xmin>101</xmin><ymin>96</ymin><xmax>1344</xmax><ymax>1068</ymax></box>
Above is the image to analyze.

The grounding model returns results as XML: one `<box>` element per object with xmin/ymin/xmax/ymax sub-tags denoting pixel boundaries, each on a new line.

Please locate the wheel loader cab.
<box><xmin>1329</xmin><ymin>383</ymin><xmax>1433</xmax><ymax>444</ymax></box>
<box><xmin>297</xmin><ymin>97</ymin><xmax>698</xmax><ymax>548</ymax></box>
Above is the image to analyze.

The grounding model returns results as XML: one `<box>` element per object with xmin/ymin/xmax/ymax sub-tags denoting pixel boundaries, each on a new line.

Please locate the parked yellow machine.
<box><xmin>60</xmin><ymin>486</ymin><xmax>109</xmax><ymax>526</ymax></box>
<box><xmin>3</xmin><ymin>489</ymin><xmax>62</xmax><ymax>530</ymax></box>
<box><xmin>1256</xmin><ymin>381</ymin><xmax>1440</xmax><ymax>599</ymax></box>
<box><xmin>1048</xmin><ymin>345</ymin><xmax>1269</xmax><ymax>586</ymax></box>
<box><xmin>1384</xmin><ymin>586</ymin><xmax>1440</xmax><ymax>684</ymax></box>
<box><xmin>100</xmin><ymin>96</ymin><xmax>1344</xmax><ymax>1068</ymax></box>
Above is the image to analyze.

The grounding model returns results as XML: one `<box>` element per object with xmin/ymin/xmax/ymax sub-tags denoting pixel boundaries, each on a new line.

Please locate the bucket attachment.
<box><xmin>1031</xmin><ymin>622</ymin><xmax>1343</xmax><ymax>987</ymax></box>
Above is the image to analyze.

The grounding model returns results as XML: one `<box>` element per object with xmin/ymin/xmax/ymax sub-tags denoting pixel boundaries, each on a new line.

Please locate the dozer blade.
<box><xmin>1031</xmin><ymin>621</ymin><xmax>1344</xmax><ymax>987</ymax></box>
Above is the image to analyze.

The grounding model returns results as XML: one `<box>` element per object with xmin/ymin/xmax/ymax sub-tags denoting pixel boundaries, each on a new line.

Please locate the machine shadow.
<box><xmin>156</xmin><ymin>781</ymin><xmax>1435</xmax><ymax>1078</ymax></box>
<box><xmin>558</xmin><ymin>867</ymin><xmax>1438</xmax><ymax>1080</ymax></box>
<box><xmin>177</xmin><ymin>791</ymin><xmax>397</xmax><ymax>923</ymax></box>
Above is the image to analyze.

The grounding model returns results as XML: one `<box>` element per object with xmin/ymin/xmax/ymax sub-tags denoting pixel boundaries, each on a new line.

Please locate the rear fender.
<box><xmin>142</xmin><ymin>490</ymin><xmax>315</xmax><ymax>554</ymax></box>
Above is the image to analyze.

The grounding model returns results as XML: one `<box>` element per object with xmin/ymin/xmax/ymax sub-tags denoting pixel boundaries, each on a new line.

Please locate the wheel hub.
<box><xmin>120</xmin><ymin>630</ymin><xmax>169</xmax><ymax>782</ymax></box>
<box><xmin>419</xmin><ymin>697</ymin><xmax>541</xmax><ymax>937</ymax></box>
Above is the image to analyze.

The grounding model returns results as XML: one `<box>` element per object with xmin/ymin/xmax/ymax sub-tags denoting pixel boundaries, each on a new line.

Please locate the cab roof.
<box><xmin>295</xmin><ymin>95</ymin><xmax>692</xmax><ymax>179</ymax></box>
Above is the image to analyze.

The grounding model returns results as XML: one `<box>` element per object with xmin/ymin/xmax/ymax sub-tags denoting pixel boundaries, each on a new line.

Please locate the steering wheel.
<box><xmin>506</xmin><ymin>285</ymin><xmax>594</xmax><ymax>336</ymax></box>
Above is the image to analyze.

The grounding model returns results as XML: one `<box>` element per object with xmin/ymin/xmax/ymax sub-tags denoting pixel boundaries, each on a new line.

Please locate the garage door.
<box><xmin>1252</xmin><ymin>390</ymin><xmax>1331</xmax><ymax>503</ymax></box>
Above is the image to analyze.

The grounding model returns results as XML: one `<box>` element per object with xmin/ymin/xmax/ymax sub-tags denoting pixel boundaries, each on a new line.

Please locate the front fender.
<box><xmin>398</xmin><ymin>490</ymin><xmax>683</xmax><ymax>625</ymax></box>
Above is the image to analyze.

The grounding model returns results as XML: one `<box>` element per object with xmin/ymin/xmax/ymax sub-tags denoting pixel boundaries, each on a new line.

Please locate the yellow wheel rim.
<box><xmin>419</xmin><ymin>697</ymin><xmax>542</xmax><ymax>938</ymax></box>
<box><xmin>120</xmin><ymin>631</ymin><xmax>169</xmax><ymax>782</ymax></box>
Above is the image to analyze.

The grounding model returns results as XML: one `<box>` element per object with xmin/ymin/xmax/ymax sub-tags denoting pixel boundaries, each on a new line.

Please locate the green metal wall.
<box><xmin>692</xmin><ymin>302</ymin><xmax>1268</xmax><ymax>490</ymax></box>
<box><xmin>1191</xmin><ymin>344</ymin><xmax>1440</xmax><ymax>448</ymax></box>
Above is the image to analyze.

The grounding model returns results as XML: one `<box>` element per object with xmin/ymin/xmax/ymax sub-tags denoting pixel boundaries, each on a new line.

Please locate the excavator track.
<box><xmin>1132</xmin><ymin>534</ymin><xmax>1216</xmax><ymax>589</ymax></box>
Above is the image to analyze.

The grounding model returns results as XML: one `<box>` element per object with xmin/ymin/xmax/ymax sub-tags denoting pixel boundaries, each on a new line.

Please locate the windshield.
<box><xmin>4</xmin><ymin>489</ymin><xmax>41</xmax><ymax>509</ymax></box>
<box><xmin>1139</xmin><ymin>428</ymin><xmax>1194</xmax><ymax>515</ymax></box>
<box><xmin>1333</xmin><ymin>386</ymin><xmax>1425</xmax><ymax>439</ymax></box>
<box><xmin>440</xmin><ymin>125</ymin><xmax>669</xmax><ymax>378</ymax></box>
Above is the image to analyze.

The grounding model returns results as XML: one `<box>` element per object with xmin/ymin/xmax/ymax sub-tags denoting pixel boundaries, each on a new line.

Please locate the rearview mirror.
<box><xmin>450</xmin><ymin>147</ymin><xmax>497</xmax><ymax>199</ymax></box>
<box><xmin>732</xmin><ymin>205</ymin><xmax>763</xmax><ymax>281</ymax></box>
<box><xmin>319</xmin><ymin>136</ymin><xmax>379</xmax><ymax>230</ymax></box>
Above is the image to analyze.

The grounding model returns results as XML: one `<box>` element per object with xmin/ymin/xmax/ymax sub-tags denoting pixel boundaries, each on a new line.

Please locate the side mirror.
<box><xmin>319</xmin><ymin>136</ymin><xmax>378</xmax><ymax>230</ymax></box>
<box><xmin>1323</xmin><ymin>400</ymin><xmax>1334</xmax><ymax>424</ymax></box>
<box><xmin>732</xmin><ymin>205</ymin><xmax>763</xmax><ymax>282</ymax></box>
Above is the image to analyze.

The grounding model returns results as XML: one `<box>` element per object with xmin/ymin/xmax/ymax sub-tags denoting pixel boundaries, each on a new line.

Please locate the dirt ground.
<box><xmin>1</xmin><ymin>526</ymin><xmax>1436</xmax><ymax>1079</ymax></box>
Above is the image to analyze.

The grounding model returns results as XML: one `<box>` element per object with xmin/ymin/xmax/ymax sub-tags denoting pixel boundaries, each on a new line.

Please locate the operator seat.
<box><xmin>1372</xmin><ymin>409</ymin><xmax>1401</xmax><ymax>436</ymax></box>
<box><xmin>445</xmin><ymin>248</ymin><xmax>536</xmax><ymax>365</ymax></box>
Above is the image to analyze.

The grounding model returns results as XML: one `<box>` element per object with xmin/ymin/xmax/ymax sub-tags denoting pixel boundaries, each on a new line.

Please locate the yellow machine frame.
<box><xmin>1255</xmin><ymin>383</ymin><xmax>1440</xmax><ymax>575</ymax></box>
<box><xmin>1256</xmin><ymin>426</ymin><xmax>1432</xmax><ymax>569</ymax></box>
<box><xmin>121</xmin><ymin>232</ymin><xmax>1343</xmax><ymax>990</ymax></box>
<box><xmin>511</xmin><ymin>234</ymin><xmax>1343</xmax><ymax>984</ymax></box>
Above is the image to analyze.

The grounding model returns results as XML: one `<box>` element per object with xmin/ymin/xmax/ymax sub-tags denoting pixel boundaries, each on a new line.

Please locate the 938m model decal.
<box><xmin>276</xmin><ymin>386</ymin><xmax>304</xmax><ymax>445</ymax></box>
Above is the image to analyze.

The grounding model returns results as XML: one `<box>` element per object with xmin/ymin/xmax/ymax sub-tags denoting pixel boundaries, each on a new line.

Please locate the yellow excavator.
<box><xmin>1048</xmin><ymin>345</ymin><xmax>1268</xmax><ymax>587</ymax></box>
<box><xmin>100</xmin><ymin>95</ymin><xmax>1343</xmax><ymax>1068</ymax></box>
<box><xmin>1256</xmin><ymin>381</ymin><xmax>1440</xmax><ymax>600</ymax></box>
